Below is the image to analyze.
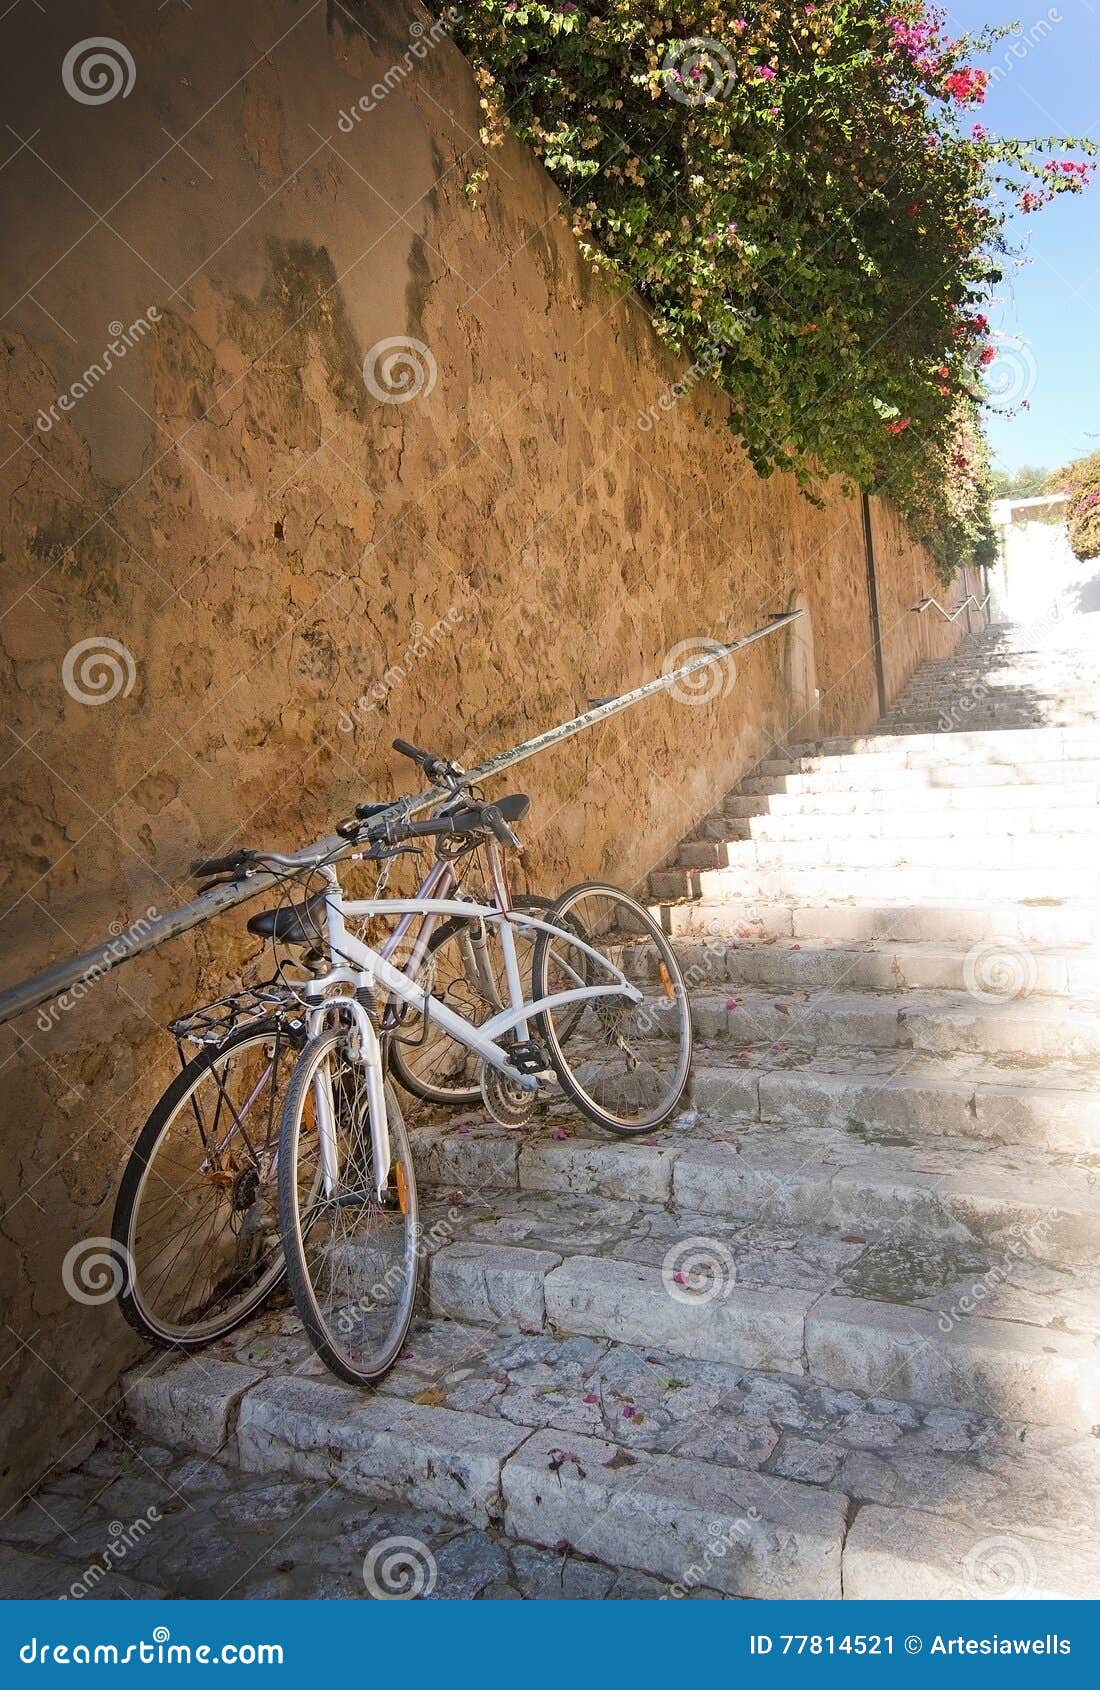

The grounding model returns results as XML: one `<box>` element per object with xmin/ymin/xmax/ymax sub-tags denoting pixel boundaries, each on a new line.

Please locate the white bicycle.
<box><xmin>215</xmin><ymin>740</ymin><xmax>693</xmax><ymax>1384</ymax></box>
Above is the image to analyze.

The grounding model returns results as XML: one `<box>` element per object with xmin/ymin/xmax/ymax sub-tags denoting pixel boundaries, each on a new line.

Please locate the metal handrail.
<box><xmin>0</xmin><ymin>610</ymin><xmax>802</xmax><ymax>1027</ymax></box>
<box><xmin>912</xmin><ymin>592</ymin><xmax>992</xmax><ymax>621</ymax></box>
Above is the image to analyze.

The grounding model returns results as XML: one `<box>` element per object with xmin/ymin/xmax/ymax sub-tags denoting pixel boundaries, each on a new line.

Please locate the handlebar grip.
<box><xmin>392</xmin><ymin>737</ymin><xmax>429</xmax><ymax>763</ymax></box>
<box><xmin>482</xmin><ymin>804</ymin><xmax>522</xmax><ymax>849</ymax></box>
<box><xmin>190</xmin><ymin>850</ymin><xmax>254</xmax><ymax>879</ymax></box>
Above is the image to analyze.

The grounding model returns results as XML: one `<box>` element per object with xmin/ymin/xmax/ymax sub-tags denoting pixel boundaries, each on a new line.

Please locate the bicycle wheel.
<box><xmin>531</xmin><ymin>883</ymin><xmax>693</xmax><ymax>1136</ymax></box>
<box><xmin>112</xmin><ymin>1020</ymin><xmax>300</xmax><ymax>1346</ymax></box>
<box><xmin>387</xmin><ymin>893</ymin><xmax>563</xmax><ymax>1108</ymax></box>
<box><xmin>278</xmin><ymin>1030</ymin><xmax>419</xmax><ymax>1385</ymax></box>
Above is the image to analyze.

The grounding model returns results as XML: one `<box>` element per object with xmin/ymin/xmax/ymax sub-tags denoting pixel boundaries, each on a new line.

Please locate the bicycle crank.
<box><xmin>480</xmin><ymin>1062</ymin><xmax>541</xmax><ymax>1128</ymax></box>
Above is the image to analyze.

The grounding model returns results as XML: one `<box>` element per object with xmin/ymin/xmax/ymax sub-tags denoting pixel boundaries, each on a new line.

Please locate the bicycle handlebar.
<box><xmin>190</xmin><ymin>849</ymin><xmax>255</xmax><ymax>878</ymax></box>
<box><xmin>192</xmin><ymin>739</ymin><xmax>508</xmax><ymax>881</ymax></box>
<box><xmin>391</xmin><ymin>737</ymin><xmax>465</xmax><ymax>786</ymax></box>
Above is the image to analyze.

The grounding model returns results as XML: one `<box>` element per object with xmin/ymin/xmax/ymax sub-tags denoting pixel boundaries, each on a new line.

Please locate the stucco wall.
<box><xmin>0</xmin><ymin>0</ymin><xmax>969</xmax><ymax>1502</ymax></box>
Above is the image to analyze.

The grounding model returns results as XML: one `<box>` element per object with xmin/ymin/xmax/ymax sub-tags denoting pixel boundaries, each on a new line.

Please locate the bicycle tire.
<box><xmin>531</xmin><ymin>883</ymin><xmax>693</xmax><ymax>1136</ymax></box>
<box><xmin>278</xmin><ymin>1031</ymin><xmax>419</xmax><ymax>1386</ymax></box>
<box><xmin>112</xmin><ymin>1020</ymin><xmax>300</xmax><ymax>1347</ymax></box>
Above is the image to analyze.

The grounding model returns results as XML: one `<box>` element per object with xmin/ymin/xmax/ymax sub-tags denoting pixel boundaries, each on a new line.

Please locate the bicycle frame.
<box><xmin>299</xmin><ymin>860</ymin><xmax>643</xmax><ymax>1198</ymax></box>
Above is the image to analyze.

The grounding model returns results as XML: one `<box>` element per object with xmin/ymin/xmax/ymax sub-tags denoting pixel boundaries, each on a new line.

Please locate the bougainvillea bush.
<box><xmin>1053</xmin><ymin>451</ymin><xmax>1100</xmax><ymax>562</ymax></box>
<box><xmin>443</xmin><ymin>2</ymin><xmax>1093</xmax><ymax>578</ymax></box>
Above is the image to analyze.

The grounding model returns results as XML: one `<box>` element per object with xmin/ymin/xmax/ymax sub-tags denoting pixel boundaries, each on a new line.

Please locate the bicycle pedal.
<box><xmin>505</xmin><ymin>1039</ymin><xmax>549</xmax><ymax>1076</ymax></box>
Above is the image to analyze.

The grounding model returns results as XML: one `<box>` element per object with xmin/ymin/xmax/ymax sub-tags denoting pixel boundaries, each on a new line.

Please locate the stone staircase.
<box><xmin>5</xmin><ymin>615</ymin><xmax>1100</xmax><ymax>1601</ymax></box>
<box><xmin>880</xmin><ymin>619</ymin><xmax>1100</xmax><ymax>735</ymax></box>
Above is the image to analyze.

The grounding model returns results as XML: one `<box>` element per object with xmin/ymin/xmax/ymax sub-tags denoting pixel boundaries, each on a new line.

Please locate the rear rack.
<box><xmin>168</xmin><ymin>982</ymin><xmax>303</xmax><ymax>1048</ymax></box>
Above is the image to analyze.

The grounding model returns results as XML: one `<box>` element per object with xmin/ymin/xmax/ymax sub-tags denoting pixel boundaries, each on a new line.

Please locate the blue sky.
<box><xmin>947</xmin><ymin>0</ymin><xmax>1099</xmax><ymax>475</ymax></box>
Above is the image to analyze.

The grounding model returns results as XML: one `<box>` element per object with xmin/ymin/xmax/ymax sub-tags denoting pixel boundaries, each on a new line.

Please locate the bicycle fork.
<box><xmin>307</xmin><ymin>996</ymin><xmax>392</xmax><ymax>1205</ymax></box>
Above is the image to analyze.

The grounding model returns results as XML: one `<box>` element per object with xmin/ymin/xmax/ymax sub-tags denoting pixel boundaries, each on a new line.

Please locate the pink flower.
<box><xmin>756</xmin><ymin>65</ymin><xmax>776</xmax><ymax>80</ymax></box>
<box><xmin>944</xmin><ymin>67</ymin><xmax>988</xmax><ymax>104</ymax></box>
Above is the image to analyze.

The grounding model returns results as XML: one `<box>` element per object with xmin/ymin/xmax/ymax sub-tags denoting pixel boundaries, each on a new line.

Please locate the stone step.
<box><xmin>415</xmin><ymin>1115</ymin><xmax>1100</xmax><ymax>1267</ymax></box>
<box><xmin>657</xmin><ymin>863</ymin><xmax>1096</xmax><ymax>905</ymax></box>
<box><xmin>115</xmin><ymin>1336</ymin><xmax>851</xmax><ymax>1599</ymax></box>
<box><xmin>685</xmin><ymin>985</ymin><xmax>1100</xmax><ymax>1061</ymax></box>
<box><xmin>665</xmin><ymin>933</ymin><xmax>1100</xmax><ymax>998</ymax></box>
<box><xmin>740</xmin><ymin>760</ymin><xmax>1100</xmax><ymax>797</ymax></box>
<box><xmin>843</xmin><ymin>1508</ymin><xmax>1100</xmax><ymax>1600</ymax></box>
<box><xmin>114</xmin><ymin>1276</ymin><xmax>1100</xmax><ymax>1596</ymax></box>
<box><xmin>779</xmin><ymin>725</ymin><xmax>1100</xmax><ymax>768</ymax></box>
<box><xmin>689</xmin><ymin>1052</ymin><xmax>1100</xmax><ymax>1153</ymax></box>
<box><xmin>679</xmin><ymin>831</ymin><xmax>1098</xmax><ymax>874</ymax></box>
<box><xmin>661</xmin><ymin>898</ymin><xmax>1100</xmax><ymax>952</ymax></box>
<box><xmin>743</xmin><ymin>780</ymin><xmax>1099</xmax><ymax>816</ymax></box>
<box><xmin>415</xmin><ymin>1193</ymin><xmax>1100</xmax><ymax>1426</ymax></box>
<box><xmin>694</xmin><ymin>803</ymin><xmax>1100</xmax><ymax>851</ymax></box>
<box><xmin>0</xmin><ymin>1439</ymin><xmax>683</xmax><ymax>1600</ymax></box>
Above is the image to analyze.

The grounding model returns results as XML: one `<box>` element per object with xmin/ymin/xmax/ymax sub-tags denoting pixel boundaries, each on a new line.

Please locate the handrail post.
<box><xmin>861</xmin><ymin>492</ymin><xmax>888</xmax><ymax>719</ymax></box>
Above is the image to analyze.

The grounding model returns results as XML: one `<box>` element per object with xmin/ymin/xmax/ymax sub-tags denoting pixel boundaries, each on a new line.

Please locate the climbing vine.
<box><xmin>442</xmin><ymin>2</ymin><xmax>1093</xmax><ymax>578</ymax></box>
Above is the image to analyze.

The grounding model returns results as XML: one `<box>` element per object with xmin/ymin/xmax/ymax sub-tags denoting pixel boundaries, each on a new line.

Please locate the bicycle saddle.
<box><xmin>246</xmin><ymin>892</ymin><xmax>327</xmax><ymax>947</ymax></box>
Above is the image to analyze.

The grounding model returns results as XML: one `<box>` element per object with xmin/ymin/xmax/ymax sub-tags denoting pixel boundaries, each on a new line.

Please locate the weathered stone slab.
<box><xmin>844</xmin><ymin>1505</ymin><xmax>1100</xmax><ymax>1600</ymax></box>
<box><xmin>806</xmin><ymin>1295</ymin><xmax>1100</xmax><ymax>1427</ymax></box>
<box><xmin>429</xmin><ymin>1242</ymin><xmax>560</xmax><ymax>1332</ymax></box>
<box><xmin>518</xmin><ymin>1137</ymin><xmax>679</xmax><ymax>1204</ymax></box>
<box><xmin>414</xmin><ymin>1125</ymin><xmax>519</xmax><ymax>1192</ymax></box>
<box><xmin>502</xmin><ymin>1427</ymin><xmax>845</xmax><ymax>1599</ymax></box>
<box><xmin>544</xmin><ymin>1255</ymin><xmax>810</xmax><ymax>1373</ymax></box>
<box><xmin>236</xmin><ymin>1374</ymin><xmax>530</xmax><ymax>1528</ymax></box>
<box><xmin>121</xmin><ymin>1358</ymin><xmax>265</xmax><ymax>1455</ymax></box>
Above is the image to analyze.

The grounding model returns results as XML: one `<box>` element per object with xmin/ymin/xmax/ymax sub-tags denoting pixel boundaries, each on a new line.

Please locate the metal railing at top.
<box><xmin>912</xmin><ymin>592</ymin><xmax>992</xmax><ymax>622</ymax></box>
<box><xmin>0</xmin><ymin>610</ymin><xmax>802</xmax><ymax>1028</ymax></box>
